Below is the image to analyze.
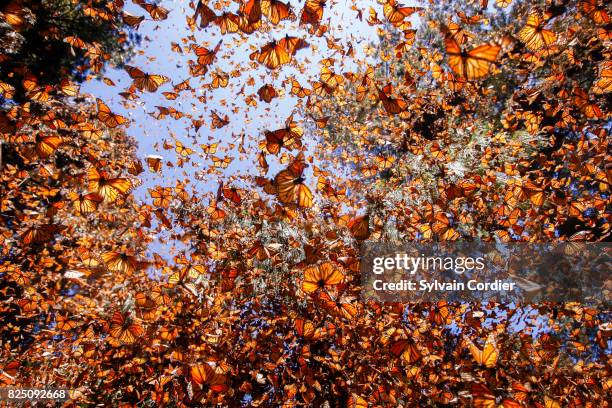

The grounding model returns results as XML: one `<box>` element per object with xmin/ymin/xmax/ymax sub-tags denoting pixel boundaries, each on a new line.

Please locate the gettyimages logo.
<box><xmin>361</xmin><ymin>242</ymin><xmax>611</xmax><ymax>304</ymax></box>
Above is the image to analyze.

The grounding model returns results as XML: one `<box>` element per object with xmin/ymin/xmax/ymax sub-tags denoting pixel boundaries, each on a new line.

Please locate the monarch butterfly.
<box><xmin>214</xmin><ymin>11</ymin><xmax>241</xmax><ymax>33</ymax></box>
<box><xmin>573</xmin><ymin>87</ymin><xmax>603</xmax><ymax>118</ymax></box>
<box><xmin>0</xmin><ymin>360</ymin><xmax>20</xmax><ymax>385</ymax></box>
<box><xmin>122</xmin><ymin>11</ymin><xmax>145</xmax><ymax>28</ymax></box>
<box><xmin>274</xmin><ymin>158</ymin><xmax>313</xmax><ymax>207</ymax></box>
<box><xmin>64</xmin><ymin>35</ymin><xmax>87</xmax><ymax>49</ymax></box>
<box><xmin>593</xmin><ymin>60</ymin><xmax>611</xmax><ymax>93</ymax></box>
<box><xmin>257</xmin><ymin>84</ymin><xmax>278</xmax><ymax>102</ymax></box>
<box><xmin>211</xmin><ymin>155</ymin><xmax>232</xmax><ymax>168</ymax></box>
<box><xmin>542</xmin><ymin>397</ymin><xmax>561</xmax><ymax>408</ymax></box>
<box><xmin>149</xmin><ymin>285</ymin><xmax>174</xmax><ymax>306</ymax></box>
<box><xmin>21</xmin><ymin>224</ymin><xmax>63</xmax><ymax>246</ymax></box>
<box><xmin>221</xmin><ymin>186</ymin><xmax>242</xmax><ymax>205</ymax></box>
<box><xmin>102</xmin><ymin>251</ymin><xmax>139</xmax><ymax>274</ymax></box>
<box><xmin>320</xmin><ymin>66</ymin><xmax>344</xmax><ymax>88</ymax></box>
<box><xmin>174</xmin><ymin>253</ymin><xmax>206</xmax><ymax>278</ymax></box>
<box><xmin>88</xmin><ymin>167</ymin><xmax>132</xmax><ymax>203</ymax></box>
<box><xmin>377</xmin><ymin>84</ymin><xmax>407</xmax><ymax>114</ymax></box>
<box><xmin>146</xmin><ymin>155</ymin><xmax>163</xmax><ymax>172</ymax></box>
<box><xmin>210</xmin><ymin>71</ymin><xmax>229</xmax><ymax>88</ymax></box>
<box><xmin>279</xmin><ymin>35</ymin><xmax>309</xmax><ymax>55</ymax></box>
<box><xmin>149</xmin><ymin>186</ymin><xmax>173</xmax><ymax>208</ymax></box>
<box><xmin>134</xmin><ymin>0</ymin><xmax>169</xmax><ymax>20</ymax></box>
<box><xmin>425</xmin><ymin>220</ymin><xmax>459</xmax><ymax>241</ymax></box>
<box><xmin>347</xmin><ymin>394</ymin><xmax>368</xmax><ymax>408</ymax></box>
<box><xmin>108</xmin><ymin>311</ymin><xmax>144</xmax><ymax>344</ymax></box>
<box><xmin>465</xmin><ymin>335</ymin><xmax>498</xmax><ymax>368</ymax></box>
<box><xmin>347</xmin><ymin>214</ymin><xmax>370</xmax><ymax>240</ymax></box>
<box><xmin>302</xmin><ymin>261</ymin><xmax>344</xmax><ymax>293</ymax></box>
<box><xmin>367</xmin><ymin>6</ymin><xmax>382</xmax><ymax>25</ymax></box>
<box><xmin>200</xmin><ymin>143</ymin><xmax>218</xmax><ymax>155</ymax></box>
<box><xmin>289</xmin><ymin>79</ymin><xmax>312</xmax><ymax>97</ymax></box>
<box><xmin>518</xmin><ymin>13</ymin><xmax>557</xmax><ymax>52</ymax></box>
<box><xmin>318</xmin><ymin>290</ymin><xmax>358</xmax><ymax>320</ymax></box>
<box><xmin>35</xmin><ymin>134</ymin><xmax>63</xmax><ymax>158</ymax></box>
<box><xmin>261</xmin><ymin>0</ymin><xmax>294</xmax><ymax>24</ymax></box>
<box><xmin>67</xmin><ymin>191</ymin><xmax>103</xmax><ymax>215</ymax></box>
<box><xmin>2</xmin><ymin>1</ymin><xmax>27</xmax><ymax>30</ymax></box>
<box><xmin>458</xmin><ymin>11</ymin><xmax>484</xmax><ymax>25</ymax></box>
<box><xmin>522</xmin><ymin>180</ymin><xmax>545</xmax><ymax>207</ymax></box>
<box><xmin>264</xmin><ymin>122</ymin><xmax>303</xmax><ymax>155</ymax></box>
<box><xmin>300</xmin><ymin>0</ymin><xmax>326</xmax><ymax>27</ymax></box>
<box><xmin>581</xmin><ymin>0</ymin><xmax>609</xmax><ymax>25</ymax></box>
<box><xmin>444</xmin><ymin>35</ymin><xmax>500</xmax><ymax>80</ymax></box>
<box><xmin>210</xmin><ymin>111</ymin><xmax>229</xmax><ymax>129</ymax></box>
<box><xmin>390</xmin><ymin>339</ymin><xmax>421</xmax><ymax>363</ymax></box>
<box><xmin>242</xmin><ymin>0</ymin><xmax>262</xmax><ymax>24</ymax></box>
<box><xmin>193</xmin><ymin>40</ymin><xmax>223</xmax><ymax>66</ymax></box>
<box><xmin>251</xmin><ymin>40</ymin><xmax>291</xmax><ymax>69</ymax></box>
<box><xmin>471</xmin><ymin>383</ymin><xmax>521</xmax><ymax>408</ymax></box>
<box><xmin>429</xmin><ymin>301</ymin><xmax>452</xmax><ymax>325</ymax></box>
<box><xmin>294</xmin><ymin>317</ymin><xmax>316</xmax><ymax>338</ymax></box>
<box><xmin>167</xmin><ymin>264</ymin><xmax>195</xmax><ymax>286</ymax></box>
<box><xmin>311</xmin><ymin>115</ymin><xmax>329</xmax><ymax>129</ymax></box>
<box><xmin>16</xmin><ymin>296</ymin><xmax>44</xmax><ymax>315</ymax></box>
<box><xmin>174</xmin><ymin>140</ymin><xmax>194</xmax><ymax>157</ymax></box>
<box><xmin>58</xmin><ymin>79</ymin><xmax>80</xmax><ymax>96</ymax></box>
<box><xmin>96</xmin><ymin>98</ymin><xmax>128</xmax><ymax>128</ymax></box>
<box><xmin>374</xmin><ymin>155</ymin><xmax>396</xmax><ymax>170</ymax></box>
<box><xmin>383</xmin><ymin>0</ymin><xmax>421</xmax><ymax>25</ymax></box>
<box><xmin>207</xmin><ymin>201</ymin><xmax>227</xmax><ymax>221</ymax></box>
<box><xmin>124</xmin><ymin>65</ymin><xmax>169</xmax><ymax>92</ymax></box>
<box><xmin>22</xmin><ymin>74</ymin><xmax>51</xmax><ymax>102</ymax></box>
<box><xmin>56</xmin><ymin>315</ymin><xmax>78</xmax><ymax>331</ymax></box>
<box><xmin>442</xmin><ymin>71</ymin><xmax>467</xmax><ymax>92</ymax></box>
<box><xmin>190</xmin><ymin>363</ymin><xmax>228</xmax><ymax>392</ymax></box>
<box><xmin>312</xmin><ymin>80</ymin><xmax>334</xmax><ymax>97</ymax></box>
<box><xmin>0</xmin><ymin>81</ymin><xmax>15</xmax><ymax>99</ymax></box>
<box><xmin>193</xmin><ymin>0</ymin><xmax>217</xmax><ymax>28</ymax></box>
<box><xmin>444</xmin><ymin>22</ymin><xmax>474</xmax><ymax>45</ymax></box>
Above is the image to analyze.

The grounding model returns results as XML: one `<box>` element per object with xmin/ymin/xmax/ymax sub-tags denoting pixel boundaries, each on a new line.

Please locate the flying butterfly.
<box><xmin>88</xmin><ymin>167</ymin><xmax>132</xmax><ymax>203</ymax></box>
<box><xmin>465</xmin><ymin>335</ymin><xmax>499</xmax><ymax>368</ymax></box>
<box><xmin>35</xmin><ymin>134</ymin><xmax>63</xmax><ymax>158</ymax></box>
<box><xmin>302</xmin><ymin>261</ymin><xmax>344</xmax><ymax>293</ymax></box>
<box><xmin>211</xmin><ymin>111</ymin><xmax>229</xmax><ymax>129</ymax></box>
<box><xmin>300</xmin><ymin>0</ymin><xmax>326</xmax><ymax>28</ymax></box>
<box><xmin>581</xmin><ymin>0</ymin><xmax>609</xmax><ymax>25</ymax></box>
<box><xmin>96</xmin><ymin>98</ymin><xmax>128</xmax><ymax>128</ymax></box>
<box><xmin>383</xmin><ymin>0</ymin><xmax>422</xmax><ymax>26</ymax></box>
<box><xmin>257</xmin><ymin>84</ymin><xmax>278</xmax><ymax>102</ymax></box>
<box><xmin>444</xmin><ymin>34</ymin><xmax>500</xmax><ymax>80</ymax></box>
<box><xmin>193</xmin><ymin>0</ymin><xmax>217</xmax><ymax>28</ymax></box>
<box><xmin>274</xmin><ymin>154</ymin><xmax>313</xmax><ymax>207</ymax></box>
<box><xmin>518</xmin><ymin>13</ymin><xmax>557</xmax><ymax>52</ymax></box>
<box><xmin>377</xmin><ymin>84</ymin><xmax>408</xmax><ymax>114</ymax></box>
<box><xmin>134</xmin><ymin>0</ymin><xmax>169</xmax><ymax>20</ymax></box>
<box><xmin>108</xmin><ymin>311</ymin><xmax>145</xmax><ymax>344</ymax></box>
<box><xmin>261</xmin><ymin>0</ymin><xmax>294</xmax><ymax>24</ymax></box>
<box><xmin>190</xmin><ymin>363</ymin><xmax>228</xmax><ymax>393</ymax></box>
<box><xmin>102</xmin><ymin>251</ymin><xmax>140</xmax><ymax>274</ymax></box>
<box><xmin>124</xmin><ymin>65</ymin><xmax>169</xmax><ymax>92</ymax></box>
<box><xmin>67</xmin><ymin>192</ymin><xmax>103</xmax><ymax>215</ymax></box>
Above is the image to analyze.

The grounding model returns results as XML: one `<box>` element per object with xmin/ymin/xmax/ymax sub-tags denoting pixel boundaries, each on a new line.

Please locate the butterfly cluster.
<box><xmin>0</xmin><ymin>0</ymin><xmax>610</xmax><ymax>406</ymax></box>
